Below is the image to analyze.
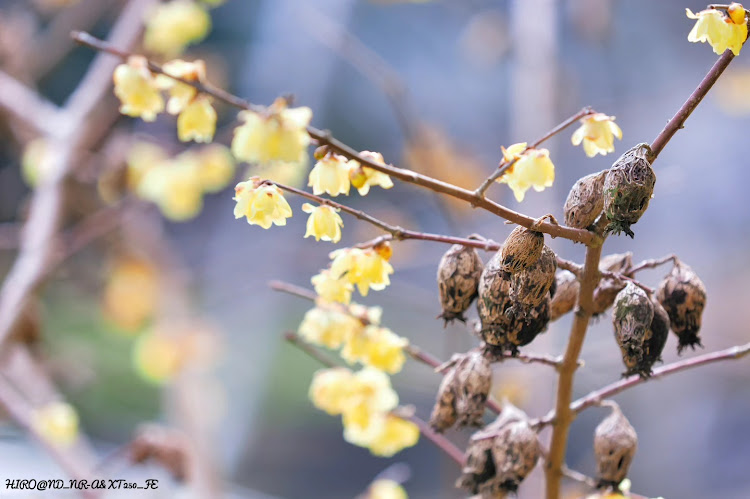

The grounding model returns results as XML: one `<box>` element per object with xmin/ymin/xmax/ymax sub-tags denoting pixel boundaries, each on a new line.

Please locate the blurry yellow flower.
<box><xmin>246</xmin><ymin>161</ymin><xmax>307</xmax><ymax>188</ymax></box>
<box><xmin>113</xmin><ymin>56</ymin><xmax>164</xmax><ymax>121</ymax></box>
<box><xmin>349</xmin><ymin>367</ymin><xmax>400</xmax><ymax>412</ymax></box>
<box><xmin>298</xmin><ymin>307</ymin><xmax>363</xmax><ymax>350</ymax></box>
<box><xmin>158</xmin><ymin>59</ymin><xmax>206</xmax><ymax>114</ymax></box>
<box><xmin>571</xmin><ymin>113</ymin><xmax>622</xmax><ymax>157</ymax></box>
<box><xmin>143</xmin><ymin>0</ymin><xmax>211</xmax><ymax>56</ymax></box>
<box><xmin>687</xmin><ymin>6</ymin><xmax>747</xmax><ymax>56</ymax></box>
<box><xmin>21</xmin><ymin>138</ymin><xmax>54</xmax><ymax>187</ymax></box>
<box><xmin>177</xmin><ymin>96</ymin><xmax>216</xmax><ymax>143</ymax></box>
<box><xmin>233</xmin><ymin>177</ymin><xmax>292</xmax><ymax>228</ymax></box>
<box><xmin>126</xmin><ymin>141</ymin><xmax>169</xmax><ymax>190</ymax></box>
<box><xmin>31</xmin><ymin>402</ymin><xmax>79</xmax><ymax>447</ymax></box>
<box><xmin>103</xmin><ymin>257</ymin><xmax>159</xmax><ymax>332</ymax></box>
<box><xmin>133</xmin><ymin>332</ymin><xmax>184</xmax><ymax>384</ymax></box>
<box><xmin>308</xmin><ymin>153</ymin><xmax>352</xmax><ymax>196</ymax></box>
<box><xmin>341</xmin><ymin>325</ymin><xmax>408</xmax><ymax>374</ymax></box>
<box><xmin>330</xmin><ymin>248</ymin><xmax>394</xmax><ymax>296</ymax></box>
<box><xmin>309</xmin><ymin>367</ymin><xmax>355</xmax><ymax>415</ymax></box>
<box><xmin>138</xmin><ymin>156</ymin><xmax>204</xmax><ymax>221</ymax></box>
<box><xmin>348</xmin><ymin>303</ymin><xmax>383</xmax><ymax>325</ymax></box>
<box><xmin>197</xmin><ymin>144</ymin><xmax>235</xmax><ymax>192</ymax></box>
<box><xmin>369</xmin><ymin>479</ymin><xmax>408</xmax><ymax>499</ymax></box>
<box><xmin>232</xmin><ymin>99</ymin><xmax>312</xmax><ymax>166</ymax></box>
<box><xmin>311</xmin><ymin>269</ymin><xmax>354</xmax><ymax>304</ymax></box>
<box><xmin>302</xmin><ymin>203</ymin><xmax>344</xmax><ymax>243</ymax></box>
<box><xmin>349</xmin><ymin>151</ymin><xmax>394</xmax><ymax>196</ymax></box>
<box><xmin>366</xmin><ymin>416</ymin><xmax>419</xmax><ymax>457</ymax></box>
<box><xmin>497</xmin><ymin>143</ymin><xmax>555</xmax><ymax>202</ymax></box>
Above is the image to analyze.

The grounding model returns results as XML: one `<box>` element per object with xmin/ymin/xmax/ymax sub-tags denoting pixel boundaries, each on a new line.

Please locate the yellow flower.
<box><xmin>349</xmin><ymin>367</ymin><xmax>400</xmax><ymax>412</ymax></box>
<box><xmin>302</xmin><ymin>203</ymin><xmax>344</xmax><ymax>243</ymax></box>
<box><xmin>330</xmin><ymin>248</ymin><xmax>394</xmax><ymax>296</ymax></box>
<box><xmin>571</xmin><ymin>113</ymin><xmax>623</xmax><ymax>157</ymax></box>
<box><xmin>368</xmin><ymin>479</ymin><xmax>408</xmax><ymax>499</ymax></box>
<box><xmin>341</xmin><ymin>325</ymin><xmax>408</xmax><ymax>374</ymax></box>
<box><xmin>143</xmin><ymin>0</ymin><xmax>211</xmax><ymax>56</ymax></box>
<box><xmin>133</xmin><ymin>331</ymin><xmax>184</xmax><ymax>384</ymax></box>
<box><xmin>231</xmin><ymin>99</ymin><xmax>312</xmax><ymax>166</ymax></box>
<box><xmin>233</xmin><ymin>177</ymin><xmax>292</xmax><ymax>229</ymax></box>
<box><xmin>21</xmin><ymin>138</ymin><xmax>54</xmax><ymax>187</ymax></box>
<box><xmin>366</xmin><ymin>416</ymin><xmax>419</xmax><ymax>457</ymax></box>
<box><xmin>113</xmin><ymin>56</ymin><xmax>164</xmax><ymax>121</ymax></box>
<box><xmin>497</xmin><ymin>143</ymin><xmax>555</xmax><ymax>202</ymax></box>
<box><xmin>687</xmin><ymin>6</ymin><xmax>748</xmax><ymax>56</ymax></box>
<box><xmin>308</xmin><ymin>153</ymin><xmax>352</xmax><ymax>196</ymax></box>
<box><xmin>137</xmin><ymin>155</ymin><xmax>204</xmax><ymax>221</ymax></box>
<box><xmin>348</xmin><ymin>303</ymin><xmax>383</xmax><ymax>325</ymax></box>
<box><xmin>348</xmin><ymin>151</ymin><xmax>394</xmax><ymax>196</ymax></box>
<box><xmin>158</xmin><ymin>59</ymin><xmax>206</xmax><ymax>114</ymax></box>
<box><xmin>311</xmin><ymin>269</ymin><xmax>353</xmax><ymax>304</ymax></box>
<box><xmin>103</xmin><ymin>257</ymin><xmax>159</xmax><ymax>332</ymax></box>
<box><xmin>126</xmin><ymin>141</ymin><xmax>169</xmax><ymax>191</ymax></box>
<box><xmin>198</xmin><ymin>144</ymin><xmax>236</xmax><ymax>192</ymax></box>
<box><xmin>309</xmin><ymin>367</ymin><xmax>355</xmax><ymax>415</ymax></box>
<box><xmin>298</xmin><ymin>307</ymin><xmax>363</xmax><ymax>350</ymax></box>
<box><xmin>177</xmin><ymin>96</ymin><xmax>216</xmax><ymax>143</ymax></box>
<box><xmin>31</xmin><ymin>402</ymin><xmax>79</xmax><ymax>447</ymax></box>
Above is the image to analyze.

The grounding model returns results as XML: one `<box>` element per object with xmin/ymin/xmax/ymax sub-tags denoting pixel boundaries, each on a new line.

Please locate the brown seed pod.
<box><xmin>437</xmin><ymin>243</ymin><xmax>484</xmax><ymax>325</ymax></box>
<box><xmin>477</xmin><ymin>250</ymin><xmax>513</xmax><ymax>337</ymax></box>
<box><xmin>510</xmin><ymin>245</ymin><xmax>557</xmax><ymax>311</ymax></box>
<box><xmin>656</xmin><ymin>260</ymin><xmax>707</xmax><ymax>353</ymax></box>
<box><xmin>592</xmin><ymin>252</ymin><xmax>633</xmax><ymax>317</ymax></box>
<box><xmin>564</xmin><ymin>169</ymin><xmax>608</xmax><ymax>229</ymax></box>
<box><xmin>603</xmin><ymin>143</ymin><xmax>656</xmax><ymax>238</ymax></box>
<box><xmin>430</xmin><ymin>350</ymin><xmax>492</xmax><ymax>432</ymax></box>
<box><xmin>594</xmin><ymin>402</ymin><xmax>638</xmax><ymax>488</ymax></box>
<box><xmin>612</xmin><ymin>282</ymin><xmax>654</xmax><ymax>377</ymax></box>
<box><xmin>130</xmin><ymin>424</ymin><xmax>190</xmax><ymax>481</ymax></box>
<box><xmin>499</xmin><ymin>226</ymin><xmax>544</xmax><ymax>276</ymax></box>
<box><xmin>550</xmin><ymin>270</ymin><xmax>580</xmax><ymax>321</ymax></box>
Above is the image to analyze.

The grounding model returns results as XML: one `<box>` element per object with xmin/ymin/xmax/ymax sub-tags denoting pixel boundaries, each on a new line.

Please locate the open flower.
<box><xmin>329</xmin><ymin>247</ymin><xmax>394</xmax><ymax>296</ymax></box>
<box><xmin>341</xmin><ymin>325</ymin><xmax>409</xmax><ymax>374</ymax></box>
<box><xmin>308</xmin><ymin>153</ymin><xmax>352</xmax><ymax>196</ymax></box>
<box><xmin>113</xmin><ymin>56</ymin><xmax>164</xmax><ymax>121</ymax></box>
<box><xmin>497</xmin><ymin>142</ymin><xmax>555</xmax><ymax>202</ymax></box>
<box><xmin>365</xmin><ymin>416</ymin><xmax>420</xmax><ymax>457</ymax></box>
<box><xmin>348</xmin><ymin>151</ymin><xmax>394</xmax><ymax>196</ymax></box>
<box><xmin>311</xmin><ymin>269</ymin><xmax>354</xmax><ymax>304</ymax></box>
<box><xmin>302</xmin><ymin>203</ymin><xmax>344</xmax><ymax>243</ymax></box>
<box><xmin>143</xmin><ymin>0</ymin><xmax>211</xmax><ymax>56</ymax></box>
<box><xmin>687</xmin><ymin>5</ymin><xmax>748</xmax><ymax>56</ymax></box>
<box><xmin>309</xmin><ymin>367</ymin><xmax>398</xmax><ymax>417</ymax></box>
<box><xmin>298</xmin><ymin>306</ymin><xmax>363</xmax><ymax>350</ymax></box>
<box><xmin>309</xmin><ymin>367</ymin><xmax>355</xmax><ymax>415</ymax></box>
<box><xmin>158</xmin><ymin>59</ymin><xmax>206</xmax><ymax>114</ymax></box>
<box><xmin>31</xmin><ymin>402</ymin><xmax>79</xmax><ymax>447</ymax></box>
<box><xmin>233</xmin><ymin>177</ymin><xmax>292</xmax><ymax>229</ymax></box>
<box><xmin>571</xmin><ymin>113</ymin><xmax>622</xmax><ymax>157</ymax></box>
<box><xmin>177</xmin><ymin>96</ymin><xmax>216</xmax><ymax>143</ymax></box>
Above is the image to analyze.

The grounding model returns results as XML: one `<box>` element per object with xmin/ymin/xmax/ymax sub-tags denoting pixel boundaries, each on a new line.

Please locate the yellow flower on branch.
<box><xmin>113</xmin><ymin>56</ymin><xmax>164</xmax><ymax>121</ymax></box>
<box><xmin>366</xmin><ymin>415</ymin><xmax>420</xmax><ymax>457</ymax></box>
<box><xmin>158</xmin><ymin>59</ymin><xmax>206</xmax><ymax>114</ymax></box>
<box><xmin>31</xmin><ymin>402</ymin><xmax>79</xmax><ymax>447</ymax></box>
<box><xmin>329</xmin><ymin>247</ymin><xmax>394</xmax><ymax>296</ymax></box>
<box><xmin>308</xmin><ymin>153</ymin><xmax>352</xmax><ymax>196</ymax></box>
<box><xmin>309</xmin><ymin>367</ymin><xmax>355</xmax><ymax>415</ymax></box>
<box><xmin>137</xmin><ymin>155</ymin><xmax>204</xmax><ymax>221</ymax></box>
<box><xmin>497</xmin><ymin>142</ymin><xmax>555</xmax><ymax>202</ymax></box>
<box><xmin>298</xmin><ymin>306</ymin><xmax>363</xmax><ymax>350</ymax></box>
<box><xmin>177</xmin><ymin>96</ymin><xmax>216</xmax><ymax>143</ymax></box>
<box><xmin>311</xmin><ymin>269</ymin><xmax>354</xmax><ymax>304</ymax></box>
<box><xmin>341</xmin><ymin>325</ymin><xmax>408</xmax><ymax>374</ymax></box>
<box><xmin>687</xmin><ymin>5</ymin><xmax>748</xmax><ymax>56</ymax></box>
<box><xmin>348</xmin><ymin>151</ymin><xmax>394</xmax><ymax>196</ymax></box>
<box><xmin>198</xmin><ymin>144</ymin><xmax>236</xmax><ymax>192</ymax></box>
<box><xmin>369</xmin><ymin>479</ymin><xmax>408</xmax><ymax>499</ymax></box>
<box><xmin>309</xmin><ymin>366</ymin><xmax>397</xmax><ymax>417</ymax></box>
<box><xmin>302</xmin><ymin>203</ymin><xmax>344</xmax><ymax>243</ymax></box>
<box><xmin>571</xmin><ymin>113</ymin><xmax>623</xmax><ymax>157</ymax></box>
<box><xmin>126</xmin><ymin>141</ymin><xmax>169</xmax><ymax>190</ymax></box>
<box><xmin>143</xmin><ymin>0</ymin><xmax>211</xmax><ymax>56</ymax></box>
<box><xmin>233</xmin><ymin>177</ymin><xmax>293</xmax><ymax>229</ymax></box>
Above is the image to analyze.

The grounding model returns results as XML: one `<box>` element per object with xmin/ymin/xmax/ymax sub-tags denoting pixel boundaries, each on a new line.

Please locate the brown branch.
<box><xmin>0</xmin><ymin>70</ymin><xmax>61</xmax><ymax>134</ymax></box>
<box><xmin>474</xmin><ymin>106</ymin><xmax>595</xmax><ymax>197</ymax></box>
<box><xmin>284</xmin><ymin>332</ymin><xmax>342</xmax><ymax>368</ymax></box>
<box><xmin>71</xmin><ymin>31</ymin><xmax>598</xmax><ymax>246</ymax></box>
<box><xmin>627</xmin><ymin>254</ymin><xmax>677</xmax><ymax>275</ymax></box>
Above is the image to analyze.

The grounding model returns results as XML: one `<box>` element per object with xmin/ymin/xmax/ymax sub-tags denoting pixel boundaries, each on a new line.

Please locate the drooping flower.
<box><xmin>349</xmin><ymin>151</ymin><xmax>394</xmax><ymax>196</ymax></box>
<box><xmin>309</xmin><ymin>367</ymin><xmax>355</xmax><ymax>415</ymax></box>
<box><xmin>368</xmin><ymin>479</ymin><xmax>408</xmax><ymax>499</ymax></box>
<box><xmin>233</xmin><ymin>177</ymin><xmax>292</xmax><ymax>229</ymax></box>
<box><xmin>137</xmin><ymin>155</ymin><xmax>204</xmax><ymax>221</ymax></box>
<box><xmin>197</xmin><ymin>144</ymin><xmax>236</xmax><ymax>192</ymax></box>
<box><xmin>31</xmin><ymin>402</ymin><xmax>79</xmax><ymax>447</ymax></box>
<box><xmin>126</xmin><ymin>141</ymin><xmax>169</xmax><ymax>190</ymax></box>
<box><xmin>302</xmin><ymin>203</ymin><xmax>344</xmax><ymax>243</ymax></box>
<box><xmin>158</xmin><ymin>59</ymin><xmax>206</xmax><ymax>114</ymax></box>
<box><xmin>365</xmin><ymin>416</ymin><xmax>420</xmax><ymax>457</ymax></box>
<box><xmin>687</xmin><ymin>5</ymin><xmax>748</xmax><ymax>56</ymax></box>
<box><xmin>571</xmin><ymin>113</ymin><xmax>623</xmax><ymax>157</ymax></box>
<box><xmin>177</xmin><ymin>96</ymin><xmax>216</xmax><ymax>143</ymax></box>
<box><xmin>311</xmin><ymin>269</ymin><xmax>354</xmax><ymax>304</ymax></box>
<box><xmin>298</xmin><ymin>306</ymin><xmax>363</xmax><ymax>350</ymax></box>
<box><xmin>329</xmin><ymin>247</ymin><xmax>394</xmax><ymax>296</ymax></box>
<box><xmin>308</xmin><ymin>153</ymin><xmax>352</xmax><ymax>196</ymax></box>
<box><xmin>341</xmin><ymin>325</ymin><xmax>409</xmax><ymax>374</ymax></box>
<box><xmin>231</xmin><ymin>99</ymin><xmax>312</xmax><ymax>167</ymax></box>
<box><xmin>143</xmin><ymin>0</ymin><xmax>211</xmax><ymax>56</ymax></box>
<box><xmin>113</xmin><ymin>56</ymin><xmax>164</xmax><ymax>121</ymax></box>
<box><xmin>497</xmin><ymin>142</ymin><xmax>555</xmax><ymax>202</ymax></box>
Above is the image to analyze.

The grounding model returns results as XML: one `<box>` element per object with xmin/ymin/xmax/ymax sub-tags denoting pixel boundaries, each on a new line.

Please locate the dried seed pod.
<box><xmin>656</xmin><ymin>260</ymin><xmax>707</xmax><ymax>353</ymax></box>
<box><xmin>646</xmin><ymin>299</ymin><xmax>670</xmax><ymax>366</ymax></box>
<box><xmin>477</xmin><ymin>251</ymin><xmax>513</xmax><ymax>337</ymax></box>
<box><xmin>564</xmin><ymin>169</ymin><xmax>608</xmax><ymax>229</ymax></box>
<box><xmin>550</xmin><ymin>270</ymin><xmax>579</xmax><ymax>321</ymax></box>
<box><xmin>499</xmin><ymin>226</ymin><xmax>544</xmax><ymax>276</ymax></box>
<box><xmin>612</xmin><ymin>282</ymin><xmax>654</xmax><ymax>377</ymax></box>
<box><xmin>594</xmin><ymin>402</ymin><xmax>638</xmax><ymax>488</ymax></box>
<box><xmin>131</xmin><ymin>424</ymin><xmax>190</xmax><ymax>481</ymax></box>
<box><xmin>510</xmin><ymin>246</ymin><xmax>557</xmax><ymax>311</ymax></box>
<box><xmin>592</xmin><ymin>252</ymin><xmax>633</xmax><ymax>317</ymax></box>
<box><xmin>603</xmin><ymin>143</ymin><xmax>656</xmax><ymax>238</ymax></box>
<box><xmin>437</xmin><ymin>243</ymin><xmax>484</xmax><ymax>325</ymax></box>
<box><xmin>430</xmin><ymin>350</ymin><xmax>492</xmax><ymax>432</ymax></box>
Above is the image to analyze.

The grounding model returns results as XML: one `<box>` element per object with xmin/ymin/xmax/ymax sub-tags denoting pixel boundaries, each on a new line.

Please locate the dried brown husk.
<box><xmin>564</xmin><ymin>169</ymin><xmax>608</xmax><ymax>229</ymax></box>
<box><xmin>510</xmin><ymin>245</ymin><xmax>557</xmax><ymax>311</ymax></box>
<box><xmin>550</xmin><ymin>270</ymin><xmax>580</xmax><ymax>321</ymax></box>
<box><xmin>594</xmin><ymin>402</ymin><xmax>638</xmax><ymax>488</ymax></box>
<box><xmin>437</xmin><ymin>243</ymin><xmax>484</xmax><ymax>325</ymax></box>
<box><xmin>612</xmin><ymin>282</ymin><xmax>654</xmax><ymax>377</ymax></box>
<box><xmin>603</xmin><ymin>143</ymin><xmax>656</xmax><ymax>238</ymax></box>
<box><xmin>131</xmin><ymin>424</ymin><xmax>190</xmax><ymax>481</ymax></box>
<box><xmin>656</xmin><ymin>260</ymin><xmax>707</xmax><ymax>353</ymax></box>
<box><xmin>499</xmin><ymin>226</ymin><xmax>544</xmax><ymax>276</ymax></box>
<box><xmin>592</xmin><ymin>252</ymin><xmax>633</xmax><ymax>317</ymax></box>
<box><xmin>430</xmin><ymin>350</ymin><xmax>492</xmax><ymax>432</ymax></box>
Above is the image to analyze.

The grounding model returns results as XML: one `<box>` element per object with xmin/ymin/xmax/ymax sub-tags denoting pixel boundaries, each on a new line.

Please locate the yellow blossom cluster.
<box><xmin>329</xmin><ymin>244</ymin><xmax>395</xmax><ymax>296</ymax></box>
<box><xmin>233</xmin><ymin>177</ymin><xmax>293</xmax><ymax>229</ymax></box>
<box><xmin>143</xmin><ymin>0</ymin><xmax>212</xmax><ymax>56</ymax></box>
<box><xmin>128</xmin><ymin>142</ymin><xmax>235</xmax><ymax>221</ymax></box>
<box><xmin>571</xmin><ymin>113</ymin><xmax>622</xmax><ymax>157</ymax></box>
<box><xmin>31</xmin><ymin>402</ymin><xmax>79</xmax><ymax>447</ymax></box>
<box><xmin>496</xmin><ymin>142</ymin><xmax>555</xmax><ymax>202</ymax></box>
<box><xmin>308</xmin><ymin>150</ymin><xmax>394</xmax><ymax>198</ymax></box>
<box><xmin>687</xmin><ymin>4</ymin><xmax>748</xmax><ymax>56</ymax></box>
<box><xmin>309</xmin><ymin>367</ymin><xmax>419</xmax><ymax>457</ymax></box>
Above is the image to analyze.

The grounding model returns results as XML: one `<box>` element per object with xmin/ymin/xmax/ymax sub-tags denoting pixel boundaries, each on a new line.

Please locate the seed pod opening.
<box><xmin>592</xmin><ymin>252</ymin><xmax>633</xmax><ymax>317</ymax></box>
<box><xmin>437</xmin><ymin>244</ymin><xmax>484</xmax><ymax>325</ymax></box>
<box><xmin>564</xmin><ymin>169</ymin><xmax>608</xmax><ymax>230</ymax></box>
<box><xmin>594</xmin><ymin>402</ymin><xmax>637</xmax><ymax>489</ymax></box>
<box><xmin>510</xmin><ymin>245</ymin><xmax>557</xmax><ymax>311</ymax></box>
<box><xmin>656</xmin><ymin>260</ymin><xmax>707</xmax><ymax>353</ymax></box>
<box><xmin>500</xmin><ymin>226</ymin><xmax>544</xmax><ymax>277</ymax></box>
<box><xmin>430</xmin><ymin>350</ymin><xmax>492</xmax><ymax>432</ymax></box>
<box><xmin>550</xmin><ymin>270</ymin><xmax>580</xmax><ymax>321</ymax></box>
<box><xmin>603</xmin><ymin>143</ymin><xmax>656</xmax><ymax>238</ymax></box>
<box><xmin>612</xmin><ymin>282</ymin><xmax>654</xmax><ymax>377</ymax></box>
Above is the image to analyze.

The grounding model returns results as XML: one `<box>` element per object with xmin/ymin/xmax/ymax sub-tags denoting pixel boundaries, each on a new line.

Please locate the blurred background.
<box><xmin>0</xmin><ymin>0</ymin><xmax>749</xmax><ymax>498</ymax></box>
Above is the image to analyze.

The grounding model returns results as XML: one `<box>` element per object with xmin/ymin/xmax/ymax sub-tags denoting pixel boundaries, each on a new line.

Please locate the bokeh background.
<box><xmin>0</xmin><ymin>0</ymin><xmax>749</xmax><ymax>498</ymax></box>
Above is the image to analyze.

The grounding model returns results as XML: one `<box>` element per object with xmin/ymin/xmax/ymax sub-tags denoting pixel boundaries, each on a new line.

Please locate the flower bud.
<box><xmin>436</xmin><ymin>244</ymin><xmax>484</xmax><ymax>325</ymax></box>
<box><xmin>430</xmin><ymin>350</ymin><xmax>492</xmax><ymax>432</ymax></box>
<box><xmin>592</xmin><ymin>252</ymin><xmax>633</xmax><ymax>317</ymax></box>
<box><xmin>603</xmin><ymin>143</ymin><xmax>656</xmax><ymax>238</ymax></box>
<box><xmin>550</xmin><ymin>270</ymin><xmax>579</xmax><ymax>321</ymax></box>
<box><xmin>499</xmin><ymin>226</ymin><xmax>544</xmax><ymax>277</ymax></box>
<box><xmin>594</xmin><ymin>402</ymin><xmax>637</xmax><ymax>488</ymax></box>
<box><xmin>656</xmin><ymin>259</ymin><xmax>707</xmax><ymax>353</ymax></box>
<box><xmin>564</xmin><ymin>170</ymin><xmax>607</xmax><ymax>229</ymax></box>
<box><xmin>612</xmin><ymin>282</ymin><xmax>654</xmax><ymax>377</ymax></box>
<box><xmin>510</xmin><ymin>245</ymin><xmax>557</xmax><ymax>311</ymax></box>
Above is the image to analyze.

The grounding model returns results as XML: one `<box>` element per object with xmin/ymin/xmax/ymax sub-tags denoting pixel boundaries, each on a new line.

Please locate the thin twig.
<box><xmin>284</xmin><ymin>332</ymin><xmax>342</xmax><ymax>368</ymax></box>
<box><xmin>627</xmin><ymin>254</ymin><xmax>677</xmax><ymax>275</ymax></box>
